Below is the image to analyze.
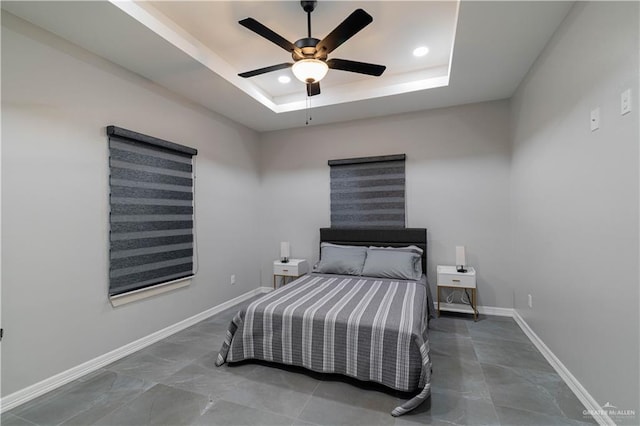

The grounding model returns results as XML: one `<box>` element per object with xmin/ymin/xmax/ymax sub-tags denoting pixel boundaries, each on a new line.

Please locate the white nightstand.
<box><xmin>273</xmin><ymin>259</ymin><xmax>309</xmax><ymax>289</ymax></box>
<box><xmin>436</xmin><ymin>265</ymin><xmax>478</xmax><ymax>321</ymax></box>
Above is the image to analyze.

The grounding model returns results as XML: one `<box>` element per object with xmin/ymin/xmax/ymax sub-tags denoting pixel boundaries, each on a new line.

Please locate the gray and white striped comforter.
<box><xmin>216</xmin><ymin>274</ymin><xmax>432</xmax><ymax>416</ymax></box>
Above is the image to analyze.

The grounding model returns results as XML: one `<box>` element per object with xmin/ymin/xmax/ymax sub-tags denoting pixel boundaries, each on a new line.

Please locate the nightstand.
<box><xmin>273</xmin><ymin>259</ymin><xmax>309</xmax><ymax>289</ymax></box>
<box><xmin>436</xmin><ymin>265</ymin><xmax>478</xmax><ymax>321</ymax></box>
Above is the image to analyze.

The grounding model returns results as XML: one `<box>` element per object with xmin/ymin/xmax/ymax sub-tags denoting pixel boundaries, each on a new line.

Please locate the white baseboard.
<box><xmin>512</xmin><ymin>310</ymin><xmax>614</xmax><ymax>426</ymax></box>
<box><xmin>433</xmin><ymin>302</ymin><xmax>514</xmax><ymax>317</ymax></box>
<box><xmin>478</xmin><ymin>305</ymin><xmax>514</xmax><ymax>317</ymax></box>
<box><xmin>0</xmin><ymin>286</ymin><xmax>272</xmax><ymax>413</ymax></box>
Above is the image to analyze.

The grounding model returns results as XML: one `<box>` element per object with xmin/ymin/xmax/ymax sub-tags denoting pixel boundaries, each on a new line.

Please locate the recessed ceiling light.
<box><xmin>413</xmin><ymin>46</ymin><xmax>429</xmax><ymax>57</ymax></box>
<box><xmin>278</xmin><ymin>75</ymin><xmax>291</xmax><ymax>84</ymax></box>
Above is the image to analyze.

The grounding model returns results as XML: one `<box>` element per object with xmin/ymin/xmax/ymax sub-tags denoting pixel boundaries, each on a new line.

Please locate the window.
<box><xmin>328</xmin><ymin>154</ymin><xmax>406</xmax><ymax>228</ymax></box>
<box><xmin>107</xmin><ymin>125</ymin><xmax>197</xmax><ymax>298</ymax></box>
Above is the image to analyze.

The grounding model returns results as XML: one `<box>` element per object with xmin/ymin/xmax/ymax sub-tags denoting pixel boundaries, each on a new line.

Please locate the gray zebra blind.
<box><xmin>108</xmin><ymin>126</ymin><xmax>198</xmax><ymax>297</ymax></box>
<box><xmin>329</xmin><ymin>154</ymin><xmax>406</xmax><ymax>228</ymax></box>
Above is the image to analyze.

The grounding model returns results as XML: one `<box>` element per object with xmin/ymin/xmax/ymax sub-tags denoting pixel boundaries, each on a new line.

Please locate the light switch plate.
<box><xmin>590</xmin><ymin>108</ymin><xmax>600</xmax><ymax>131</ymax></box>
<box><xmin>621</xmin><ymin>89</ymin><xmax>631</xmax><ymax>115</ymax></box>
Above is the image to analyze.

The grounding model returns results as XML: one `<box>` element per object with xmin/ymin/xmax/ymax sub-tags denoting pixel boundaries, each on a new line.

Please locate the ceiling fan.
<box><xmin>237</xmin><ymin>0</ymin><xmax>386</xmax><ymax>97</ymax></box>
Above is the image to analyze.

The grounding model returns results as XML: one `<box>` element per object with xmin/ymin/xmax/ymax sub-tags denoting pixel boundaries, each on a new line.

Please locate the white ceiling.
<box><xmin>148</xmin><ymin>1</ymin><xmax>457</xmax><ymax>102</ymax></box>
<box><xmin>2</xmin><ymin>1</ymin><xmax>573</xmax><ymax>132</ymax></box>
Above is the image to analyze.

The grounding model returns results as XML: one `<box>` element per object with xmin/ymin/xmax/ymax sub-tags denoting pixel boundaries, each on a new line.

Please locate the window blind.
<box><xmin>328</xmin><ymin>154</ymin><xmax>406</xmax><ymax>228</ymax></box>
<box><xmin>107</xmin><ymin>126</ymin><xmax>198</xmax><ymax>297</ymax></box>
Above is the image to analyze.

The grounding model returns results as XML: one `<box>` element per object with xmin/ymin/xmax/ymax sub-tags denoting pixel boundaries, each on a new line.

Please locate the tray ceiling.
<box><xmin>1</xmin><ymin>1</ymin><xmax>574</xmax><ymax>131</ymax></box>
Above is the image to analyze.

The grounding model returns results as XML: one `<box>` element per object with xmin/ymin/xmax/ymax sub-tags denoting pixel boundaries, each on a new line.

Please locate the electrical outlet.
<box><xmin>621</xmin><ymin>89</ymin><xmax>632</xmax><ymax>115</ymax></box>
<box><xmin>230</xmin><ymin>274</ymin><xmax>236</xmax><ymax>285</ymax></box>
<box><xmin>527</xmin><ymin>294</ymin><xmax>533</xmax><ymax>308</ymax></box>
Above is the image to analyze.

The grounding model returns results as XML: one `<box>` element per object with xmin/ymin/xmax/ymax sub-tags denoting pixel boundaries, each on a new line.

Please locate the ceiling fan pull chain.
<box><xmin>305</xmin><ymin>97</ymin><xmax>309</xmax><ymax>125</ymax></box>
<box><xmin>305</xmin><ymin>96</ymin><xmax>312</xmax><ymax>125</ymax></box>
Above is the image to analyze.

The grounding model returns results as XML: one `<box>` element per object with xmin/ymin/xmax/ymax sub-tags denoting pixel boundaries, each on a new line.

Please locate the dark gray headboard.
<box><xmin>319</xmin><ymin>228</ymin><xmax>427</xmax><ymax>275</ymax></box>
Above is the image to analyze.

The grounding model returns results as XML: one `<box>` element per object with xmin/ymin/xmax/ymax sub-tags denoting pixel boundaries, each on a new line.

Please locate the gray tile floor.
<box><xmin>3</xmin><ymin>299</ymin><xmax>596</xmax><ymax>426</ymax></box>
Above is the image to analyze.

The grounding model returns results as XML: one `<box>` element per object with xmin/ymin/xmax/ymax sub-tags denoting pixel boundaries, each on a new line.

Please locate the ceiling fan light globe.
<box><xmin>292</xmin><ymin>59</ymin><xmax>329</xmax><ymax>84</ymax></box>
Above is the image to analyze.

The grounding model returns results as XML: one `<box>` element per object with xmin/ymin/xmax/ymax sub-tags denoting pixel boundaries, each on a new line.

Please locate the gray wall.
<box><xmin>510</xmin><ymin>1</ymin><xmax>639</xmax><ymax>416</ymax></box>
<box><xmin>258</xmin><ymin>100</ymin><xmax>512</xmax><ymax>308</ymax></box>
<box><xmin>1</xmin><ymin>13</ymin><xmax>261</xmax><ymax>396</ymax></box>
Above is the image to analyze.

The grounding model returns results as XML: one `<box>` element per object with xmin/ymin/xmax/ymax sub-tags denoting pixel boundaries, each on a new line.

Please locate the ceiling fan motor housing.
<box><xmin>293</xmin><ymin>38</ymin><xmax>325</xmax><ymax>60</ymax></box>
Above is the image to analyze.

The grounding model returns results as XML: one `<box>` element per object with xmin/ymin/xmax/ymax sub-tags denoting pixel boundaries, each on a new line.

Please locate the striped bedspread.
<box><xmin>216</xmin><ymin>274</ymin><xmax>432</xmax><ymax>416</ymax></box>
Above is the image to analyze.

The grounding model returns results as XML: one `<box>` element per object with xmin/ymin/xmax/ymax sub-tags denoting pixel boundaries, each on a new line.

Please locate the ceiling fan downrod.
<box><xmin>295</xmin><ymin>1</ymin><xmax>320</xmax><ymax>60</ymax></box>
<box><xmin>301</xmin><ymin>1</ymin><xmax>316</xmax><ymax>37</ymax></box>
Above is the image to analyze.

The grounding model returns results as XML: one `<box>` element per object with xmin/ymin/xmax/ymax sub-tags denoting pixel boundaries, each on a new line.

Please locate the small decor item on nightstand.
<box><xmin>455</xmin><ymin>245</ymin><xmax>467</xmax><ymax>273</ymax></box>
<box><xmin>280</xmin><ymin>241</ymin><xmax>290</xmax><ymax>263</ymax></box>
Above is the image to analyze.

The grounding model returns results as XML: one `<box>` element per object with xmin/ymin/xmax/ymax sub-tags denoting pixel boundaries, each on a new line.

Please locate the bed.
<box><xmin>216</xmin><ymin>228</ymin><xmax>432</xmax><ymax>416</ymax></box>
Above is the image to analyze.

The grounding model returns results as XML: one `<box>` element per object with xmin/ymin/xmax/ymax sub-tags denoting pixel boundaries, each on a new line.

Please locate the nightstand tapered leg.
<box><xmin>437</xmin><ymin>286</ymin><xmax>441</xmax><ymax>317</ymax></box>
<box><xmin>473</xmin><ymin>288</ymin><xmax>477</xmax><ymax>321</ymax></box>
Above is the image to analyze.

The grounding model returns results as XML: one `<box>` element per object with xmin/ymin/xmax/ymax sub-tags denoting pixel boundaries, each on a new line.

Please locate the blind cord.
<box><xmin>192</xmin><ymin>156</ymin><xmax>200</xmax><ymax>276</ymax></box>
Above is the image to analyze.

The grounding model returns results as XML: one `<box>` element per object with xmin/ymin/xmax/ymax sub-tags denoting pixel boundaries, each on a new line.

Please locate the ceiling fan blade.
<box><xmin>307</xmin><ymin>82</ymin><xmax>321</xmax><ymax>96</ymax></box>
<box><xmin>315</xmin><ymin>9</ymin><xmax>373</xmax><ymax>56</ymax></box>
<box><xmin>238</xmin><ymin>63</ymin><xmax>293</xmax><ymax>78</ymax></box>
<box><xmin>239</xmin><ymin>18</ymin><xmax>297</xmax><ymax>53</ymax></box>
<box><xmin>327</xmin><ymin>58</ymin><xmax>386</xmax><ymax>76</ymax></box>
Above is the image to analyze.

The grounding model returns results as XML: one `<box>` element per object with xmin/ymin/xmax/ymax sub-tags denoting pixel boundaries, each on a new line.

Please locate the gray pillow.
<box><xmin>361</xmin><ymin>249</ymin><xmax>422</xmax><ymax>280</ymax></box>
<box><xmin>368</xmin><ymin>245</ymin><xmax>423</xmax><ymax>255</ymax></box>
<box><xmin>316</xmin><ymin>243</ymin><xmax>367</xmax><ymax>276</ymax></box>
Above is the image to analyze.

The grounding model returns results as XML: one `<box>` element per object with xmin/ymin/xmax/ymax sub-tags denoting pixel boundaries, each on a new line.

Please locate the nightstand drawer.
<box><xmin>274</xmin><ymin>264</ymin><xmax>300</xmax><ymax>276</ymax></box>
<box><xmin>438</xmin><ymin>273</ymin><xmax>475</xmax><ymax>288</ymax></box>
<box><xmin>437</xmin><ymin>265</ymin><xmax>476</xmax><ymax>288</ymax></box>
<box><xmin>273</xmin><ymin>259</ymin><xmax>309</xmax><ymax>277</ymax></box>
